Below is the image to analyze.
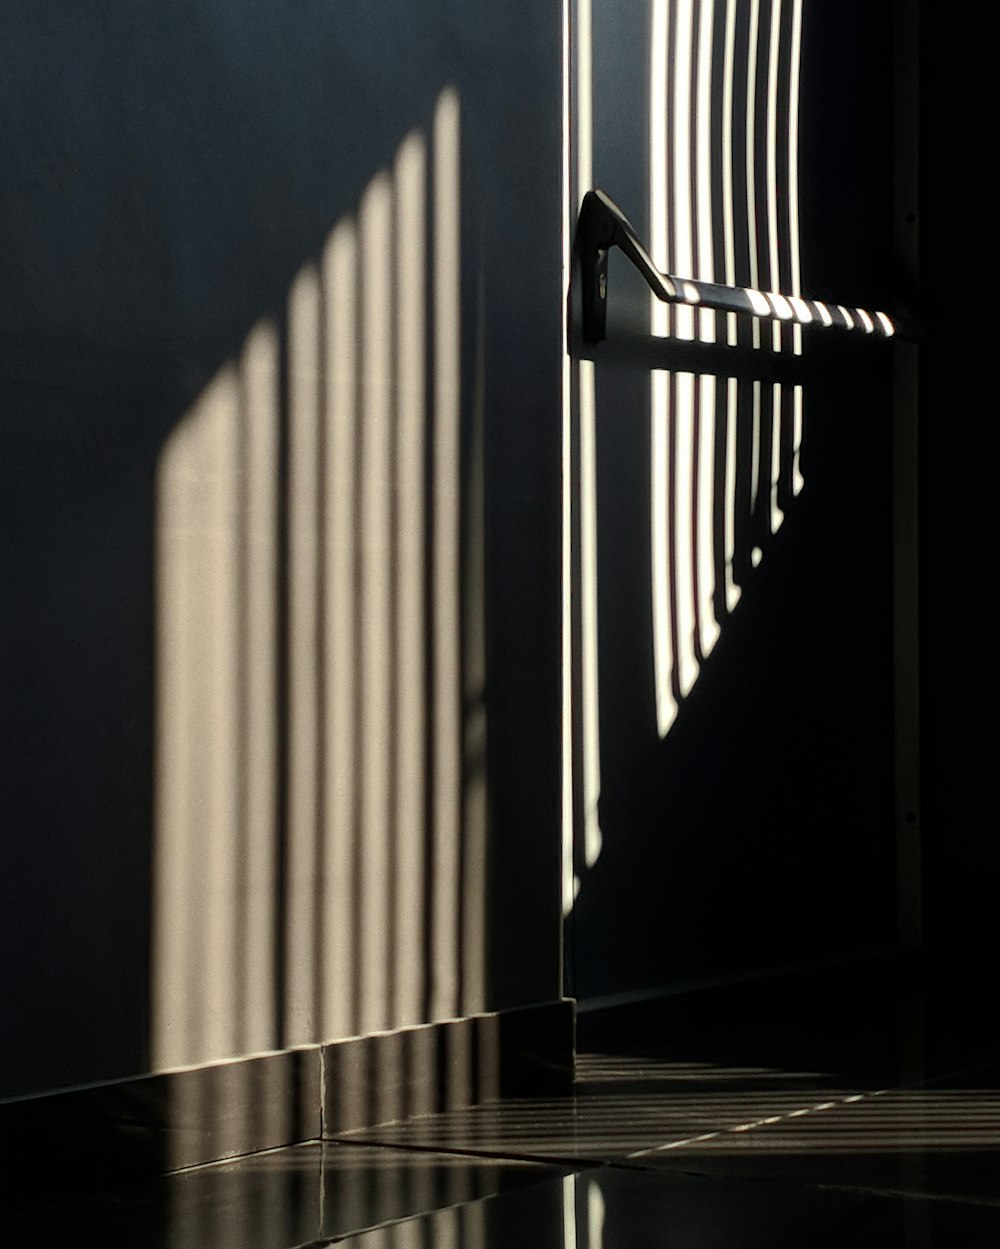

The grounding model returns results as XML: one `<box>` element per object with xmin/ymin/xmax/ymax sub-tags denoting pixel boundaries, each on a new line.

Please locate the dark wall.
<box><xmin>0</xmin><ymin>1</ymin><xmax>564</xmax><ymax>1098</ymax></box>
<box><xmin>919</xmin><ymin>4</ymin><xmax>1000</xmax><ymax>977</ymax></box>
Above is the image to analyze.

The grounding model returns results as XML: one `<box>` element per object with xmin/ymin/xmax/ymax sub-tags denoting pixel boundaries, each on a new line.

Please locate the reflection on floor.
<box><xmin>6</xmin><ymin>964</ymin><xmax>1000</xmax><ymax>1247</ymax></box>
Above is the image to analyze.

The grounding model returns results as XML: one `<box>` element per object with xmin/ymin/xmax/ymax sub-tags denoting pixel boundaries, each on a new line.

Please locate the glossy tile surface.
<box><xmin>337</xmin><ymin>1055</ymin><xmax>869</xmax><ymax>1162</ymax></box>
<box><xmin>641</xmin><ymin>1074</ymin><xmax>1000</xmax><ymax>1204</ymax></box>
<box><xmin>0</xmin><ymin>1141</ymin><xmax>562</xmax><ymax>1249</ymax></box>
<box><xmin>7</xmin><ymin>962</ymin><xmax>1000</xmax><ymax>1247</ymax></box>
<box><xmin>336</xmin><ymin>965</ymin><xmax>1000</xmax><ymax>1212</ymax></box>
<box><xmin>334</xmin><ymin>1165</ymin><xmax>1000</xmax><ymax>1249</ymax></box>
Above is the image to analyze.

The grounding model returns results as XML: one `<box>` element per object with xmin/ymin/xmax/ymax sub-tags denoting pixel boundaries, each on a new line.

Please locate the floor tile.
<box><xmin>336</xmin><ymin>1057</ymin><xmax>867</xmax><ymax>1163</ymax></box>
<box><xmin>336</xmin><ymin>1094</ymin><xmax>695</xmax><ymax>1161</ymax></box>
<box><xmin>633</xmin><ymin>1080</ymin><xmax>1000</xmax><ymax>1204</ymax></box>
<box><xmin>0</xmin><ymin>1140</ymin><xmax>563</xmax><ymax>1249</ymax></box>
<box><xmin>333</xmin><ymin>1163</ymin><xmax>1000</xmax><ymax>1249</ymax></box>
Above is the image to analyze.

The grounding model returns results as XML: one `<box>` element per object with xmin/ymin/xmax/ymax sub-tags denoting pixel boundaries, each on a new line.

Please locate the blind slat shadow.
<box><xmin>567</xmin><ymin>0</ymin><xmax>810</xmax><ymax>938</ymax></box>
<box><xmin>152</xmin><ymin>88</ymin><xmax>485</xmax><ymax>1113</ymax></box>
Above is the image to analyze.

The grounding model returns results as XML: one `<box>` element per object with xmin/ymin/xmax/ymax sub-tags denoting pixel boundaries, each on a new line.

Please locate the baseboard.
<box><xmin>577</xmin><ymin>947</ymin><xmax>899</xmax><ymax>1014</ymax></box>
<box><xmin>575</xmin><ymin>949</ymin><xmax>904</xmax><ymax>1050</ymax></box>
<box><xmin>0</xmin><ymin>999</ymin><xmax>574</xmax><ymax>1189</ymax></box>
<box><xmin>322</xmin><ymin>999</ymin><xmax>575</xmax><ymax>1135</ymax></box>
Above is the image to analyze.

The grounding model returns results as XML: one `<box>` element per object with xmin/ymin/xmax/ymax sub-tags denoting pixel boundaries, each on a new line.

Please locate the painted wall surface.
<box><xmin>0</xmin><ymin>1</ymin><xmax>564</xmax><ymax>1097</ymax></box>
<box><xmin>919</xmin><ymin>5</ymin><xmax>1000</xmax><ymax>984</ymax></box>
<box><xmin>567</xmin><ymin>0</ymin><xmax>898</xmax><ymax>999</ymax></box>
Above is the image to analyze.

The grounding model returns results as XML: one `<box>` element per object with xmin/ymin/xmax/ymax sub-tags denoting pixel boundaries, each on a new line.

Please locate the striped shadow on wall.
<box><xmin>153</xmin><ymin>85</ymin><xmax>489</xmax><ymax>1076</ymax></box>
<box><xmin>648</xmin><ymin>0</ymin><xmax>806</xmax><ymax>738</ymax></box>
<box><xmin>565</xmin><ymin>0</ymin><xmax>811</xmax><ymax>910</ymax></box>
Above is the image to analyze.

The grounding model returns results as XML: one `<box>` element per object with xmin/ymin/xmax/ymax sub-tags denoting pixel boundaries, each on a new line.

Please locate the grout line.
<box><xmin>322</xmin><ymin>1132</ymin><xmax>623</xmax><ymax>1171</ymax></box>
<box><xmin>165</xmin><ymin>1136</ymin><xmax>324</xmax><ymax>1177</ymax></box>
<box><xmin>629</xmin><ymin>1085</ymin><xmax>888</xmax><ymax>1159</ymax></box>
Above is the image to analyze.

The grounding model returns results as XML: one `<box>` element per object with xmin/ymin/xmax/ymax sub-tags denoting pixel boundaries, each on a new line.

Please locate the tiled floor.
<box><xmin>6</xmin><ymin>964</ymin><xmax>1000</xmax><ymax>1247</ymax></box>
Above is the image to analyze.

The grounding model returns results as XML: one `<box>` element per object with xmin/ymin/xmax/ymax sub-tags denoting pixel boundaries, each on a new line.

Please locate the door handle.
<box><xmin>573</xmin><ymin>189</ymin><xmax>915</xmax><ymax>344</ymax></box>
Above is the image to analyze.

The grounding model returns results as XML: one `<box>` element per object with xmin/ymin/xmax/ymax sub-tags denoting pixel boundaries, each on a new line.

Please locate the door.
<box><xmin>562</xmin><ymin>0</ymin><xmax>916</xmax><ymax>1002</ymax></box>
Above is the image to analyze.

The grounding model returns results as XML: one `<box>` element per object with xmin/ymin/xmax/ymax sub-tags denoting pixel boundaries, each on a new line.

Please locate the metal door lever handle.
<box><xmin>574</xmin><ymin>189</ymin><xmax>915</xmax><ymax>343</ymax></box>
